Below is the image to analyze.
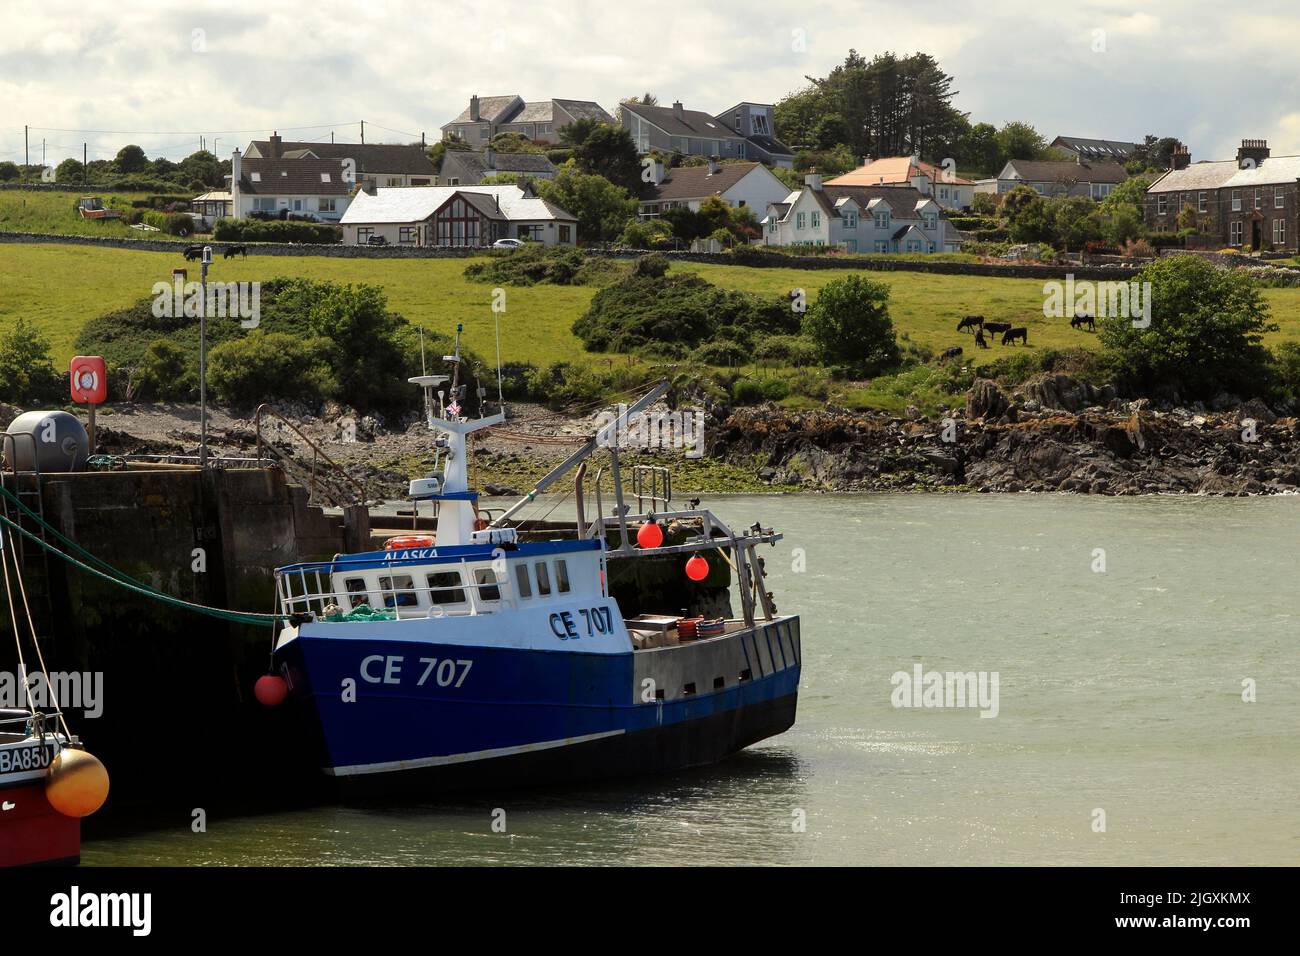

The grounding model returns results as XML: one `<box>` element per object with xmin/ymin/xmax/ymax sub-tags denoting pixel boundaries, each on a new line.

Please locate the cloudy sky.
<box><xmin>3</xmin><ymin>0</ymin><xmax>1299</xmax><ymax>168</ymax></box>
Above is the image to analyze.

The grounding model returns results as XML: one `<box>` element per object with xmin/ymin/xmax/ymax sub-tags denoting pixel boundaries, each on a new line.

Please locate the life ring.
<box><xmin>384</xmin><ymin>534</ymin><xmax>434</xmax><ymax>550</ymax></box>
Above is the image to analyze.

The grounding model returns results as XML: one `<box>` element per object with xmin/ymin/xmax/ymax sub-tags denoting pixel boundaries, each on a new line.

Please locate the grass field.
<box><xmin>0</xmin><ymin>190</ymin><xmax>178</xmax><ymax>240</ymax></box>
<box><xmin>7</xmin><ymin>240</ymin><xmax>1300</xmax><ymax>388</ymax></box>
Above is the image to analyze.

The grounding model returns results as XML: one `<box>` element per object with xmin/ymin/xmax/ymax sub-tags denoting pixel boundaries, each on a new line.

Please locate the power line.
<box><xmin>25</xmin><ymin>121</ymin><xmax>361</xmax><ymax>136</ymax></box>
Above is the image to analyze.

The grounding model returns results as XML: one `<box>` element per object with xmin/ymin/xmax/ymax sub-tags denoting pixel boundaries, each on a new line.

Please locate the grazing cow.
<box><xmin>983</xmin><ymin>321</ymin><xmax>1012</xmax><ymax>338</ymax></box>
<box><xmin>974</xmin><ymin>329</ymin><xmax>989</xmax><ymax>349</ymax></box>
<box><xmin>224</xmin><ymin>244</ymin><xmax>248</xmax><ymax>259</ymax></box>
<box><xmin>1070</xmin><ymin>312</ymin><xmax>1095</xmax><ymax>331</ymax></box>
<box><xmin>956</xmin><ymin>314</ymin><xmax>984</xmax><ymax>333</ymax></box>
<box><xmin>940</xmin><ymin>346</ymin><xmax>963</xmax><ymax>361</ymax></box>
<box><xmin>1002</xmin><ymin>327</ymin><xmax>1028</xmax><ymax>346</ymax></box>
<box><xmin>182</xmin><ymin>244</ymin><xmax>205</xmax><ymax>261</ymax></box>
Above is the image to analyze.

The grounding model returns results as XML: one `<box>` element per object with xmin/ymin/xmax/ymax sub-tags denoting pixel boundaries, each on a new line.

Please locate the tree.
<box><xmin>1050</xmin><ymin>195</ymin><xmax>1102</xmax><ymax>251</ymax></box>
<box><xmin>0</xmin><ymin>161</ymin><xmax>20</xmax><ymax>181</ymax></box>
<box><xmin>802</xmin><ymin>274</ymin><xmax>900</xmax><ymax>373</ymax></box>
<box><xmin>774</xmin><ymin>83</ymin><xmax>836</xmax><ymax>149</ymax></box>
<box><xmin>573</xmin><ymin>125</ymin><xmax>643</xmax><ymax>195</ymax></box>
<box><xmin>559</xmin><ymin>118</ymin><xmax>602</xmax><ymax>148</ymax></box>
<box><xmin>1099</xmin><ymin>255</ymin><xmax>1277</xmax><ymax>400</ymax></box>
<box><xmin>114</xmin><ymin>144</ymin><xmax>148</xmax><ymax>174</ymax></box>
<box><xmin>1127</xmin><ymin>135</ymin><xmax>1181</xmax><ymax>174</ymax></box>
<box><xmin>56</xmin><ymin>158</ymin><xmax>84</xmax><ymax>182</ymax></box>
<box><xmin>178</xmin><ymin>150</ymin><xmax>223</xmax><ymax>187</ymax></box>
<box><xmin>616</xmin><ymin>92</ymin><xmax>658</xmax><ymax>126</ymax></box>
<box><xmin>958</xmin><ymin>122</ymin><xmax>1001</xmax><ymax>176</ymax></box>
<box><xmin>994</xmin><ymin>122</ymin><xmax>1050</xmax><ymax>165</ymax></box>
<box><xmin>812</xmin><ymin>116</ymin><xmax>848</xmax><ymax>151</ymax></box>
<box><xmin>488</xmin><ymin>132</ymin><xmax>544</xmax><ymax>153</ymax></box>
<box><xmin>1001</xmin><ymin>185</ymin><xmax>1053</xmax><ymax>243</ymax></box>
<box><xmin>535</xmin><ymin>168</ymin><xmax>639</xmax><ymax>243</ymax></box>
<box><xmin>209</xmin><ymin>331</ymin><xmax>338</xmax><ymax>405</ymax></box>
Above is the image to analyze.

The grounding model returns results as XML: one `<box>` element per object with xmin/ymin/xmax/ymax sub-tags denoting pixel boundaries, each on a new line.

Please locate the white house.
<box><xmin>638</xmin><ymin>160</ymin><xmax>789</xmax><ymax>219</ymax></box>
<box><xmin>228</xmin><ymin>149</ymin><xmax>354</xmax><ymax>222</ymax></box>
<box><xmin>244</xmin><ymin>132</ymin><xmax>438</xmax><ymax>188</ymax></box>
<box><xmin>763</xmin><ymin>175</ymin><xmax>962</xmax><ymax>253</ymax></box>
<box><xmin>339</xmin><ymin>184</ymin><xmax>578</xmax><ymax>248</ymax></box>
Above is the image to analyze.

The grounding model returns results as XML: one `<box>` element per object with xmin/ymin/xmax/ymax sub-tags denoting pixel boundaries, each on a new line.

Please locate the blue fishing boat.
<box><xmin>270</xmin><ymin>329</ymin><xmax>800</xmax><ymax>789</ymax></box>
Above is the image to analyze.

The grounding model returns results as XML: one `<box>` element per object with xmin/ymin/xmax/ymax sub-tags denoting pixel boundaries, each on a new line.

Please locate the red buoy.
<box><xmin>636</xmin><ymin>521</ymin><xmax>664</xmax><ymax>549</ymax></box>
<box><xmin>255</xmin><ymin>674</ymin><xmax>288</xmax><ymax>707</ymax></box>
<box><xmin>685</xmin><ymin>554</ymin><xmax>710</xmax><ymax>582</ymax></box>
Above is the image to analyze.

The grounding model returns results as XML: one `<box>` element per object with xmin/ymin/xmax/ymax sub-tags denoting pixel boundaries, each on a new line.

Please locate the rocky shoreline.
<box><xmin>712</xmin><ymin>375</ymin><xmax>1300</xmax><ymax>496</ymax></box>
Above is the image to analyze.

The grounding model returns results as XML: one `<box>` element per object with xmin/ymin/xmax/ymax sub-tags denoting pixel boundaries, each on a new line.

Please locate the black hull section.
<box><xmin>334</xmin><ymin>692</ymin><xmax>799</xmax><ymax>797</ymax></box>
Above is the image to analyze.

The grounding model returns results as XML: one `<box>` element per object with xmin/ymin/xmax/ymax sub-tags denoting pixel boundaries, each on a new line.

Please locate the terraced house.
<box><xmin>1144</xmin><ymin>140</ymin><xmax>1299</xmax><ymax>252</ymax></box>
<box><xmin>441</xmin><ymin>95</ymin><xmax>615</xmax><ymax>145</ymax></box>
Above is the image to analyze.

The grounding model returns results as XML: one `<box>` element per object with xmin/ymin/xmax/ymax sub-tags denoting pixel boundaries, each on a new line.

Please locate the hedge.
<box><xmin>141</xmin><ymin>210</ymin><xmax>196</xmax><ymax>236</ymax></box>
<box><xmin>212</xmin><ymin>218</ymin><xmax>342</xmax><ymax>244</ymax></box>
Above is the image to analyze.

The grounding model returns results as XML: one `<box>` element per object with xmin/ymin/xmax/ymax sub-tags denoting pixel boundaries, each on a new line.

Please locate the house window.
<box><xmin>939</xmin><ymin>187</ymin><xmax>949</xmax><ymax>199</ymax></box>
<box><xmin>252</xmin><ymin>197</ymin><xmax>275</xmax><ymax>212</ymax></box>
<box><xmin>1198</xmin><ymin>191</ymin><xmax>1207</xmax><ymax>213</ymax></box>
<box><xmin>356</xmin><ymin>227</ymin><xmax>373</xmax><ymax>245</ymax></box>
<box><xmin>874</xmin><ymin>211</ymin><xmax>890</xmax><ymax>228</ymax></box>
<box><xmin>906</xmin><ymin>239</ymin><xmax>922</xmax><ymax>252</ymax></box>
<box><xmin>1157</xmin><ymin>194</ymin><xmax>1168</xmax><ymax>215</ymax></box>
<box><xmin>559</xmin><ymin>224</ymin><xmax>571</xmax><ymax>243</ymax></box>
<box><xmin>1276</xmin><ymin>187</ymin><xmax>1286</xmax><ymax>209</ymax></box>
<box><xmin>1232</xmin><ymin>191</ymin><xmax>1241</xmax><ymax>212</ymax></box>
<box><xmin>1275</xmin><ymin>218</ymin><xmax>1287</xmax><ymax>245</ymax></box>
<box><xmin>768</xmin><ymin>219</ymin><xmax>779</xmax><ymax>233</ymax></box>
<box><xmin>398</xmin><ymin>226</ymin><xmax>420</xmax><ymax>245</ymax></box>
<box><xmin>734</xmin><ymin>111</ymin><xmax>742</xmax><ymax>131</ymax></box>
<box><xmin>810</xmin><ymin>211</ymin><xmax>820</xmax><ymax>228</ymax></box>
<box><xmin>1255</xmin><ymin>189</ymin><xmax>1262</xmax><ymax>210</ymax></box>
<box><xmin>516</xmin><ymin>224</ymin><xmax>543</xmax><ymax>240</ymax></box>
<box><xmin>796</xmin><ymin>212</ymin><xmax>806</xmax><ymax>229</ymax></box>
<box><xmin>923</xmin><ymin>212</ymin><xmax>937</xmax><ymax>230</ymax></box>
<box><xmin>1230</xmin><ymin>220</ymin><xmax>1243</xmax><ymax>245</ymax></box>
<box><xmin>753</xmin><ymin>114</ymin><xmax>770</xmax><ymax>135</ymax></box>
<box><xmin>319</xmin><ymin>198</ymin><xmax>336</xmax><ymax>212</ymax></box>
<box><xmin>874</xmin><ymin>240</ymin><xmax>889</xmax><ymax>252</ymax></box>
<box><xmin>292</xmin><ymin>199</ymin><xmax>303</xmax><ymax>212</ymax></box>
<box><xmin>426</xmin><ymin>572</ymin><xmax>466</xmax><ymax>606</ymax></box>
<box><xmin>843</xmin><ymin>211</ymin><xmax>857</xmax><ymax>229</ymax></box>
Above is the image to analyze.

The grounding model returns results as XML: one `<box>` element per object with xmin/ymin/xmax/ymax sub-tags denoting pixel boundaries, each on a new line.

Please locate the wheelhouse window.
<box><xmin>514</xmin><ymin>564</ymin><xmax>532</xmax><ymax>599</ymax></box>
<box><xmin>426</xmin><ymin>571</ymin><xmax>466</xmax><ymax>605</ymax></box>
<box><xmin>535</xmin><ymin>562</ymin><xmax>552</xmax><ymax>596</ymax></box>
<box><xmin>344</xmin><ymin>577</ymin><xmax>369</xmax><ymax>608</ymax></box>
<box><xmin>554</xmin><ymin>560</ymin><xmax>571</xmax><ymax>594</ymax></box>
<box><xmin>474</xmin><ymin>567</ymin><xmax>501</xmax><ymax>603</ymax></box>
<box><xmin>378</xmin><ymin>574</ymin><xmax>417</xmax><ymax>608</ymax></box>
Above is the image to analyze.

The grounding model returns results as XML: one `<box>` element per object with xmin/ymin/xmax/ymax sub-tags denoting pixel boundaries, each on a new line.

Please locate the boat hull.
<box><xmin>0</xmin><ymin>782</ymin><xmax>80</xmax><ymax>866</ymax></box>
<box><xmin>273</xmin><ymin>616</ymin><xmax>801</xmax><ymax>792</ymax></box>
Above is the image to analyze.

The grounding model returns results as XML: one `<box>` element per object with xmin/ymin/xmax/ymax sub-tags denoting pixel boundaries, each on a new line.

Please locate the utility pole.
<box><xmin>360</xmin><ymin>120</ymin><xmax>364</xmax><ymax>144</ymax></box>
<box><xmin>199</xmin><ymin>246</ymin><xmax>212</xmax><ymax>466</ymax></box>
<box><xmin>24</xmin><ymin>125</ymin><xmax>28</xmax><ymax>173</ymax></box>
<box><xmin>83</xmin><ymin>143</ymin><xmax>87</xmax><ymax>184</ymax></box>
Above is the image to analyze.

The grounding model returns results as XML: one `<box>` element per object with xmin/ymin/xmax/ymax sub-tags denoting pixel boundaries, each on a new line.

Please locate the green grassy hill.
<box><xmin>0</xmin><ymin>191</ymin><xmax>172</xmax><ymax>239</ymax></box>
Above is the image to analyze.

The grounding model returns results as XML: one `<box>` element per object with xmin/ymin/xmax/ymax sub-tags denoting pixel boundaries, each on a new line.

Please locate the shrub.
<box><xmin>136</xmin><ymin>339</ymin><xmax>195</xmax><ymax>401</ymax></box>
<box><xmin>753</xmin><ymin>335</ymin><xmax>819</xmax><ymax>366</ymax></box>
<box><xmin>619</xmin><ymin>219</ymin><xmax>673</xmax><ymax>249</ymax></box>
<box><xmin>208</xmin><ymin>331</ymin><xmax>338</xmax><ymax>407</ymax></box>
<box><xmin>0</xmin><ymin>317</ymin><xmax>62</xmax><ymax>405</ymax></box>
<box><xmin>212</xmin><ymin>218</ymin><xmax>342</xmax><ymax>244</ymax></box>
<box><xmin>731</xmin><ymin>377</ymin><xmax>790</xmax><ymax>405</ymax></box>
<box><xmin>801</xmin><ymin>274</ymin><xmax>900</xmax><ymax>374</ymax></box>
<box><xmin>631</xmin><ymin>252</ymin><xmax>669</xmax><ymax>278</ymax></box>
<box><xmin>463</xmin><ymin>244</ymin><xmax>592</xmax><ymax>286</ymax></box>
<box><xmin>692</xmin><ymin>338</ymin><xmax>750</xmax><ymax>366</ymax></box>
<box><xmin>141</xmin><ymin>210</ymin><xmax>195</xmax><ymax>236</ymax></box>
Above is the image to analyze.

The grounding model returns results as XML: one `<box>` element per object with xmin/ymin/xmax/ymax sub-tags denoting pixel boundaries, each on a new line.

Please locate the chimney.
<box><xmin>672</xmin><ymin>100</ymin><xmax>684</xmax><ymax>120</ymax></box>
<box><xmin>484</xmin><ymin>146</ymin><xmax>496</xmax><ymax>170</ymax></box>
<box><xmin>1237</xmin><ymin>138</ymin><xmax>1269</xmax><ymax>169</ymax></box>
<box><xmin>804</xmin><ymin>170</ymin><xmax>822</xmax><ymax>191</ymax></box>
<box><xmin>269</xmin><ymin>132</ymin><xmax>282</xmax><ymax>159</ymax></box>
<box><xmin>1171</xmin><ymin>143</ymin><xmax>1191</xmax><ymax>171</ymax></box>
<box><xmin>863</xmin><ymin>155</ymin><xmax>873</xmax><ymax>167</ymax></box>
<box><xmin>707</xmin><ymin>156</ymin><xmax>720</xmax><ymax>175</ymax></box>
<box><xmin>469</xmin><ymin>95</ymin><xmax>481</xmax><ymax>122</ymax></box>
<box><xmin>231</xmin><ymin>148</ymin><xmax>242</xmax><ymax>185</ymax></box>
<box><xmin>517</xmin><ymin>177</ymin><xmax>532</xmax><ymax>197</ymax></box>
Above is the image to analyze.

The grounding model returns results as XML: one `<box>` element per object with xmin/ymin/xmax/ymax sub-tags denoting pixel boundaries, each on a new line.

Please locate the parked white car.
<box><xmin>492</xmin><ymin>238</ymin><xmax>525</xmax><ymax>250</ymax></box>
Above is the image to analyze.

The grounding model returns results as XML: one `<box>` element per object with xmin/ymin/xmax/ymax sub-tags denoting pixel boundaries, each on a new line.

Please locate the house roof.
<box><xmin>647</xmin><ymin>162</ymin><xmax>765</xmax><ymax>201</ymax></box>
<box><xmin>339</xmin><ymin>185</ymin><xmax>575</xmax><ymax>225</ymax></box>
<box><xmin>446</xmin><ymin>95</ymin><xmax>523</xmax><ymax>125</ymax></box>
<box><xmin>1002</xmin><ymin>159</ymin><xmax>1129</xmax><ymax>184</ymax></box>
<box><xmin>824</xmin><ymin>183</ymin><xmax>934</xmax><ymax>211</ymax></box>
<box><xmin>235</xmin><ymin>157</ymin><xmax>353</xmax><ymax>195</ymax></box>
<box><xmin>247</xmin><ymin>141</ymin><xmax>437</xmax><ymax>176</ymax></box>
<box><xmin>554</xmin><ymin>99</ymin><xmax>616</xmax><ymax>124</ymax></box>
<box><xmin>622</xmin><ymin>103</ymin><xmax>743</xmax><ymax>140</ymax></box>
<box><xmin>744</xmin><ymin>133</ymin><xmax>795</xmax><ymax>157</ymax></box>
<box><xmin>440</xmin><ymin>150</ymin><xmax>558</xmax><ymax>181</ymax></box>
<box><xmin>511</xmin><ymin>101</ymin><xmax>555</xmax><ymax>124</ymax></box>
<box><xmin>1051</xmin><ymin>136</ymin><xmax>1139</xmax><ymax>160</ymax></box>
<box><xmin>827</xmin><ymin>156</ymin><xmax>975</xmax><ymax>187</ymax></box>
<box><xmin>1148</xmin><ymin>154</ymin><xmax>1300</xmax><ymax>192</ymax></box>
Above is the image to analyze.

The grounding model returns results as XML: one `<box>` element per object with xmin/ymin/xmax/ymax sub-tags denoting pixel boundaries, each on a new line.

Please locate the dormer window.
<box><xmin>321</xmin><ymin>173</ymin><xmax>331</xmax><ymax>183</ymax></box>
<box><xmin>250</xmin><ymin>172</ymin><xmax>261</xmax><ymax>182</ymax></box>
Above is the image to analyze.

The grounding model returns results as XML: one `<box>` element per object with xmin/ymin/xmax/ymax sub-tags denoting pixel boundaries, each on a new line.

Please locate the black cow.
<box><xmin>1002</xmin><ymin>327</ymin><xmax>1028</xmax><ymax>346</ymax></box>
<box><xmin>182</xmin><ymin>244</ymin><xmax>205</xmax><ymax>261</ymax></box>
<box><xmin>956</xmin><ymin>314</ymin><xmax>984</xmax><ymax>332</ymax></box>
<box><xmin>984</xmin><ymin>321</ymin><xmax>1012</xmax><ymax>341</ymax></box>
<box><xmin>1070</xmin><ymin>312</ymin><xmax>1095</xmax><ymax>331</ymax></box>
<box><xmin>940</xmin><ymin>346</ymin><xmax>964</xmax><ymax>361</ymax></box>
<box><xmin>974</xmin><ymin>329</ymin><xmax>989</xmax><ymax>349</ymax></box>
<box><xmin>224</xmin><ymin>244</ymin><xmax>248</xmax><ymax>259</ymax></box>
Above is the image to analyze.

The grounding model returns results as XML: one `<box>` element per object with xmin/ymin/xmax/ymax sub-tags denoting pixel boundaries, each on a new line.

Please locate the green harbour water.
<box><xmin>83</xmin><ymin>493</ymin><xmax>1300</xmax><ymax>866</ymax></box>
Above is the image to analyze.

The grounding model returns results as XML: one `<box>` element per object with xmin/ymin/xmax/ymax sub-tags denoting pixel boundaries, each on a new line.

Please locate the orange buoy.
<box><xmin>384</xmin><ymin>534</ymin><xmax>434</xmax><ymax>550</ymax></box>
<box><xmin>45</xmin><ymin>748</ymin><xmax>110</xmax><ymax>818</ymax></box>
<box><xmin>685</xmin><ymin>554</ymin><xmax>710</xmax><ymax>581</ymax></box>
<box><xmin>255</xmin><ymin>673</ymin><xmax>289</xmax><ymax>707</ymax></box>
<box><xmin>636</xmin><ymin>521</ymin><xmax>664</xmax><ymax>549</ymax></box>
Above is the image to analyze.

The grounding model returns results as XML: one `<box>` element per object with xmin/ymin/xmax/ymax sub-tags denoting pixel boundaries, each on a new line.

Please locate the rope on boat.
<box><xmin>0</xmin><ymin>507</ymin><xmax>279</xmax><ymax>628</ymax></box>
<box><xmin>1</xmin><ymin>526</ymin><xmax>72</xmax><ymax>737</ymax></box>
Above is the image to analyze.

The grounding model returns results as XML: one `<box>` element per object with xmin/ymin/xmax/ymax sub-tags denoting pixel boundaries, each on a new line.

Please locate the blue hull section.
<box><xmin>274</xmin><ymin>623</ymin><xmax>800</xmax><ymax>784</ymax></box>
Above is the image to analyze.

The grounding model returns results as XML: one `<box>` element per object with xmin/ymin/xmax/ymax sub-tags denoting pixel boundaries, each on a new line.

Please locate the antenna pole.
<box><xmin>494</xmin><ymin>311</ymin><xmax>504</xmax><ymax>408</ymax></box>
<box><xmin>419</xmin><ymin>326</ymin><xmax>427</xmax><ymax>376</ymax></box>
